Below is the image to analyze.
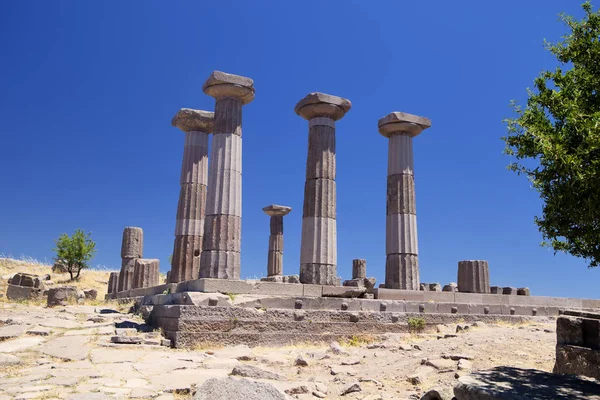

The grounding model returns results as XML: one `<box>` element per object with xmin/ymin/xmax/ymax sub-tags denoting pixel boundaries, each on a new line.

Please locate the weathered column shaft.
<box><xmin>352</xmin><ymin>259</ymin><xmax>367</xmax><ymax>280</ymax></box>
<box><xmin>268</xmin><ymin>216</ymin><xmax>284</xmax><ymax>276</ymax></box>
<box><xmin>457</xmin><ymin>260</ymin><xmax>490</xmax><ymax>293</ymax></box>
<box><xmin>169</xmin><ymin>109</ymin><xmax>213</xmax><ymax>283</ymax></box>
<box><xmin>300</xmin><ymin>117</ymin><xmax>337</xmax><ymax>284</ymax></box>
<box><xmin>386</xmin><ymin>133</ymin><xmax>419</xmax><ymax>289</ymax></box>
<box><xmin>200</xmin><ymin>71</ymin><xmax>254</xmax><ymax>280</ymax></box>
<box><xmin>107</xmin><ymin>272</ymin><xmax>119</xmax><ymax>294</ymax></box>
<box><xmin>118</xmin><ymin>227</ymin><xmax>143</xmax><ymax>292</ymax></box>
<box><xmin>379</xmin><ymin>112</ymin><xmax>431</xmax><ymax>291</ymax></box>
<box><xmin>296</xmin><ymin>92</ymin><xmax>351</xmax><ymax>286</ymax></box>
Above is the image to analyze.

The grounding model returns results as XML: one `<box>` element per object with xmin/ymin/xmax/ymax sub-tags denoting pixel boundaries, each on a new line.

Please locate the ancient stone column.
<box><xmin>296</xmin><ymin>92</ymin><xmax>351</xmax><ymax>285</ymax></box>
<box><xmin>378</xmin><ymin>112</ymin><xmax>431</xmax><ymax>290</ymax></box>
<box><xmin>457</xmin><ymin>260</ymin><xmax>490</xmax><ymax>293</ymax></box>
<box><xmin>168</xmin><ymin>109</ymin><xmax>214</xmax><ymax>283</ymax></box>
<box><xmin>133</xmin><ymin>259</ymin><xmax>160</xmax><ymax>289</ymax></box>
<box><xmin>352</xmin><ymin>259</ymin><xmax>367</xmax><ymax>280</ymax></box>
<box><xmin>199</xmin><ymin>71</ymin><xmax>255</xmax><ymax>280</ymax></box>
<box><xmin>107</xmin><ymin>272</ymin><xmax>119</xmax><ymax>294</ymax></box>
<box><xmin>262</xmin><ymin>205</ymin><xmax>292</xmax><ymax>277</ymax></box>
<box><xmin>118</xmin><ymin>227</ymin><xmax>143</xmax><ymax>292</ymax></box>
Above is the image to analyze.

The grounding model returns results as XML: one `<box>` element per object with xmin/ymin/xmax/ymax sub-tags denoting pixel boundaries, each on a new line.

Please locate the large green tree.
<box><xmin>503</xmin><ymin>2</ymin><xmax>600</xmax><ymax>267</ymax></box>
<box><xmin>53</xmin><ymin>229</ymin><xmax>97</xmax><ymax>280</ymax></box>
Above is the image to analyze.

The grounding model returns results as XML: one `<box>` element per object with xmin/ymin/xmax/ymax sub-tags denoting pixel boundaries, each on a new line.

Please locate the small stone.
<box><xmin>341</xmin><ymin>359</ymin><xmax>360</xmax><ymax>366</ymax></box>
<box><xmin>341</xmin><ymin>383</ymin><xmax>361</xmax><ymax>396</ymax></box>
<box><xmin>0</xmin><ymin>353</ymin><xmax>22</xmax><ymax>365</ymax></box>
<box><xmin>84</xmin><ymin>289</ymin><xmax>98</xmax><ymax>300</ymax></box>
<box><xmin>456</xmin><ymin>324</ymin><xmax>469</xmax><ymax>333</ymax></box>
<box><xmin>420</xmin><ymin>388</ymin><xmax>445</xmax><ymax>400</ymax></box>
<box><xmin>230</xmin><ymin>365</ymin><xmax>284</xmax><ymax>381</ymax></box>
<box><xmin>399</xmin><ymin>343</ymin><xmax>412</xmax><ymax>351</ymax></box>
<box><xmin>313</xmin><ymin>391</ymin><xmax>327</xmax><ymax>398</ymax></box>
<box><xmin>444</xmin><ymin>334</ymin><xmax>458</xmax><ymax>339</ymax></box>
<box><xmin>285</xmin><ymin>385</ymin><xmax>309</xmax><ymax>395</ymax></box>
<box><xmin>143</xmin><ymin>339</ymin><xmax>160</xmax><ymax>346</ymax></box>
<box><xmin>425</xmin><ymin>358</ymin><xmax>456</xmax><ymax>370</ymax></box>
<box><xmin>330</xmin><ymin>341</ymin><xmax>348</xmax><ymax>355</ymax></box>
<box><xmin>294</xmin><ymin>356</ymin><xmax>308</xmax><ymax>367</ymax></box>
<box><xmin>442</xmin><ymin>354</ymin><xmax>474</xmax><ymax>361</ymax></box>
<box><xmin>111</xmin><ymin>336</ymin><xmax>142</xmax><ymax>344</ymax></box>
<box><xmin>160</xmin><ymin>339</ymin><xmax>171</xmax><ymax>347</ymax></box>
<box><xmin>314</xmin><ymin>383</ymin><xmax>328</xmax><ymax>394</ymax></box>
<box><xmin>458</xmin><ymin>359</ymin><xmax>473</xmax><ymax>371</ymax></box>
<box><xmin>341</xmin><ymin>302</ymin><xmax>348</xmax><ymax>310</ymax></box>
<box><xmin>472</xmin><ymin>321</ymin><xmax>487</xmax><ymax>328</ymax></box>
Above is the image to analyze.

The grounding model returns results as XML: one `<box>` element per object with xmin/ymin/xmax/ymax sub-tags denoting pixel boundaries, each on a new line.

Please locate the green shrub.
<box><xmin>408</xmin><ymin>317</ymin><xmax>426</xmax><ymax>333</ymax></box>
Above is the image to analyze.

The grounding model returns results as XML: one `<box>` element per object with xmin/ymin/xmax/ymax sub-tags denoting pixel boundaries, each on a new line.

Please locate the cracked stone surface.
<box><xmin>0</xmin><ymin>303</ymin><xmax>561</xmax><ymax>399</ymax></box>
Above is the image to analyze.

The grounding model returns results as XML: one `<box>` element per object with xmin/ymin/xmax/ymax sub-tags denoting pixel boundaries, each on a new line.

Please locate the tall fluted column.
<box><xmin>378</xmin><ymin>112</ymin><xmax>431</xmax><ymax>290</ymax></box>
<box><xmin>118</xmin><ymin>226</ymin><xmax>143</xmax><ymax>292</ymax></box>
<box><xmin>262</xmin><ymin>205</ymin><xmax>292</xmax><ymax>277</ymax></box>
<box><xmin>295</xmin><ymin>93</ymin><xmax>351</xmax><ymax>285</ymax></box>
<box><xmin>200</xmin><ymin>71</ymin><xmax>255</xmax><ymax>279</ymax></box>
<box><xmin>168</xmin><ymin>109</ymin><xmax>214</xmax><ymax>283</ymax></box>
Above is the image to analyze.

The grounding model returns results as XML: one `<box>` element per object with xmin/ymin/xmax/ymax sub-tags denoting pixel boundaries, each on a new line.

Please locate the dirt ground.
<box><xmin>0</xmin><ymin>301</ymin><xmax>557</xmax><ymax>400</ymax></box>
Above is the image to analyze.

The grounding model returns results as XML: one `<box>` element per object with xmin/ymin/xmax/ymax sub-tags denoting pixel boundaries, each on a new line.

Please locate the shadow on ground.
<box><xmin>456</xmin><ymin>366</ymin><xmax>600</xmax><ymax>399</ymax></box>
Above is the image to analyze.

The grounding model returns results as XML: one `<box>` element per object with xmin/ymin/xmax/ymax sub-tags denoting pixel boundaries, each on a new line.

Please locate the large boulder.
<box><xmin>84</xmin><ymin>289</ymin><xmax>97</xmax><ymax>300</ymax></box>
<box><xmin>52</xmin><ymin>260</ymin><xmax>68</xmax><ymax>274</ymax></box>
<box><xmin>47</xmin><ymin>286</ymin><xmax>79</xmax><ymax>307</ymax></box>
<box><xmin>6</xmin><ymin>284</ymin><xmax>43</xmax><ymax>301</ymax></box>
<box><xmin>194</xmin><ymin>377</ymin><xmax>288</xmax><ymax>400</ymax></box>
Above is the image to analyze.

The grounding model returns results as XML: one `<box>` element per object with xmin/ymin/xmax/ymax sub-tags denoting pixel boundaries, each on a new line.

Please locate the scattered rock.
<box><xmin>456</xmin><ymin>324</ymin><xmax>469</xmax><ymax>333</ymax></box>
<box><xmin>425</xmin><ymin>358</ymin><xmax>456</xmax><ymax>370</ymax></box>
<box><xmin>407</xmin><ymin>366</ymin><xmax>435</xmax><ymax>385</ymax></box>
<box><xmin>284</xmin><ymin>385</ymin><xmax>309</xmax><ymax>395</ymax></box>
<box><xmin>0</xmin><ymin>353</ymin><xmax>22</xmax><ymax>365</ymax></box>
<box><xmin>442</xmin><ymin>354</ymin><xmax>474</xmax><ymax>361</ymax></box>
<box><xmin>294</xmin><ymin>355</ymin><xmax>308</xmax><ymax>367</ymax></box>
<box><xmin>399</xmin><ymin>343</ymin><xmax>413</xmax><ymax>351</ymax></box>
<box><xmin>83</xmin><ymin>289</ymin><xmax>98</xmax><ymax>300</ymax></box>
<box><xmin>472</xmin><ymin>321</ymin><xmax>488</xmax><ymax>328</ymax></box>
<box><xmin>314</xmin><ymin>383</ymin><xmax>328</xmax><ymax>394</ymax></box>
<box><xmin>420</xmin><ymin>388</ymin><xmax>446</xmax><ymax>400</ymax></box>
<box><xmin>313</xmin><ymin>390</ymin><xmax>327</xmax><ymax>398</ymax></box>
<box><xmin>443</xmin><ymin>334</ymin><xmax>458</xmax><ymax>339</ymax></box>
<box><xmin>341</xmin><ymin>382</ymin><xmax>361</xmax><ymax>396</ymax></box>
<box><xmin>194</xmin><ymin>377</ymin><xmax>288</xmax><ymax>400</ymax></box>
<box><xmin>341</xmin><ymin>359</ymin><xmax>361</xmax><ymax>366</ymax></box>
<box><xmin>458</xmin><ymin>359</ymin><xmax>473</xmax><ymax>371</ymax></box>
<box><xmin>329</xmin><ymin>341</ymin><xmax>349</xmax><ymax>355</ymax></box>
<box><xmin>111</xmin><ymin>336</ymin><xmax>142</xmax><ymax>344</ymax></box>
<box><xmin>27</xmin><ymin>326</ymin><xmax>52</xmax><ymax>336</ymax></box>
<box><xmin>230</xmin><ymin>365</ymin><xmax>284</xmax><ymax>381</ymax></box>
<box><xmin>47</xmin><ymin>286</ymin><xmax>79</xmax><ymax>307</ymax></box>
<box><xmin>0</xmin><ymin>324</ymin><xmax>30</xmax><ymax>339</ymax></box>
<box><xmin>160</xmin><ymin>339</ymin><xmax>172</xmax><ymax>347</ymax></box>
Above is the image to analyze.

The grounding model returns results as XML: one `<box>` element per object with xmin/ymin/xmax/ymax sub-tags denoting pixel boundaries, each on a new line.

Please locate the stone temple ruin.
<box><xmin>106</xmin><ymin>70</ymin><xmax>600</xmax><ymax>349</ymax></box>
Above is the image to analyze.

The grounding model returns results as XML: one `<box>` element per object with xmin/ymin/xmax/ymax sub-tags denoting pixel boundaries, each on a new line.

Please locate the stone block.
<box><xmin>6</xmin><ymin>284</ymin><xmax>42</xmax><ymax>301</ymax></box>
<box><xmin>554</xmin><ymin>344</ymin><xmax>600</xmax><ymax>381</ymax></box>
<box><xmin>490</xmin><ymin>286</ymin><xmax>502</xmax><ymax>294</ymax></box>
<box><xmin>429</xmin><ymin>283</ymin><xmax>442</xmax><ymax>292</ymax></box>
<box><xmin>420</xmin><ymin>283</ymin><xmax>429</xmax><ymax>291</ymax></box>
<box><xmin>343</xmin><ymin>279</ymin><xmax>364</xmax><ymax>287</ymax></box>
<box><xmin>457</xmin><ymin>260</ymin><xmax>490</xmax><ymax>294</ymax></box>
<box><xmin>133</xmin><ymin>259</ymin><xmax>160</xmax><ymax>289</ymax></box>
<box><xmin>107</xmin><ymin>272</ymin><xmax>119</xmax><ymax>294</ymax></box>
<box><xmin>502</xmin><ymin>287</ymin><xmax>517</xmax><ymax>295</ymax></box>
<box><xmin>557</xmin><ymin>316</ymin><xmax>584</xmax><ymax>346</ymax></box>
<box><xmin>302</xmin><ymin>285</ymin><xmax>323</xmax><ymax>297</ymax></box>
<box><xmin>442</xmin><ymin>282</ymin><xmax>457</xmax><ymax>292</ymax></box>
<box><xmin>517</xmin><ymin>287</ymin><xmax>530</xmax><ymax>296</ymax></box>
<box><xmin>322</xmin><ymin>286</ymin><xmax>366</xmax><ymax>298</ymax></box>
<box><xmin>47</xmin><ymin>286</ymin><xmax>79</xmax><ymax>307</ymax></box>
<box><xmin>254</xmin><ymin>282</ymin><xmax>303</xmax><ymax>296</ymax></box>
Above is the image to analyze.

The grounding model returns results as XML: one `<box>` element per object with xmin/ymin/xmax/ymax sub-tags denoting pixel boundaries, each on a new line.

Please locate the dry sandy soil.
<box><xmin>0</xmin><ymin>300</ymin><xmax>557</xmax><ymax>400</ymax></box>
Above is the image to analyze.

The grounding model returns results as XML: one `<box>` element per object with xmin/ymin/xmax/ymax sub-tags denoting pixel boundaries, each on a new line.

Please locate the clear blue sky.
<box><xmin>0</xmin><ymin>1</ymin><xmax>597</xmax><ymax>298</ymax></box>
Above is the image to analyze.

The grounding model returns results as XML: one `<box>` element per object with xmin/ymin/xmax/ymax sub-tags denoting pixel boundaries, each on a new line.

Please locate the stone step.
<box><xmin>151</xmin><ymin>305</ymin><xmax>532</xmax><ymax>324</ymax></box>
<box><xmin>165</xmin><ymin>330</ymin><xmax>379</xmax><ymax>348</ymax></box>
<box><xmin>153</xmin><ymin>317</ymin><xmax>412</xmax><ymax>334</ymax></box>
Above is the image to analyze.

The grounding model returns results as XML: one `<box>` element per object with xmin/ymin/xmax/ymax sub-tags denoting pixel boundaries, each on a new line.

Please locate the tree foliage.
<box><xmin>503</xmin><ymin>2</ymin><xmax>600</xmax><ymax>267</ymax></box>
<box><xmin>53</xmin><ymin>229</ymin><xmax>97</xmax><ymax>280</ymax></box>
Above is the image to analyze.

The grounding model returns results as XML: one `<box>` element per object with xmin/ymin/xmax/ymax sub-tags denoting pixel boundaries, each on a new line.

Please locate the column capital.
<box><xmin>378</xmin><ymin>112</ymin><xmax>431</xmax><ymax>138</ymax></box>
<box><xmin>295</xmin><ymin>92</ymin><xmax>351</xmax><ymax>121</ymax></box>
<box><xmin>202</xmin><ymin>70</ymin><xmax>255</xmax><ymax>105</ymax></box>
<box><xmin>263</xmin><ymin>204</ymin><xmax>292</xmax><ymax>217</ymax></box>
<box><xmin>172</xmin><ymin>108</ymin><xmax>214</xmax><ymax>133</ymax></box>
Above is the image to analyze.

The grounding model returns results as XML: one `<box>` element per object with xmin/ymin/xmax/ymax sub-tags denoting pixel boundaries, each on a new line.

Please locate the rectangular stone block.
<box><xmin>557</xmin><ymin>316</ymin><xmax>584</xmax><ymax>346</ymax></box>
<box><xmin>254</xmin><ymin>282</ymin><xmax>304</xmax><ymax>296</ymax></box>
<box><xmin>303</xmin><ymin>284</ymin><xmax>323</xmax><ymax>297</ymax></box>
<box><xmin>554</xmin><ymin>344</ymin><xmax>600</xmax><ymax>380</ymax></box>
<box><xmin>182</xmin><ymin>278</ymin><xmax>254</xmax><ymax>294</ymax></box>
<box><xmin>322</xmin><ymin>286</ymin><xmax>366</xmax><ymax>298</ymax></box>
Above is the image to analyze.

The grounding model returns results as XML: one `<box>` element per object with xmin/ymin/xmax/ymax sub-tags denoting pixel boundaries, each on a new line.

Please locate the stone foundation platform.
<box><xmin>105</xmin><ymin>279</ymin><xmax>600</xmax><ymax>348</ymax></box>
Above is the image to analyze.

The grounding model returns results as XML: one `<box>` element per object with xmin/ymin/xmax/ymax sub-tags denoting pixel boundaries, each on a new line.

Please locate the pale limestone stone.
<box><xmin>171</xmin><ymin>108</ymin><xmax>214</xmax><ymax>133</ymax></box>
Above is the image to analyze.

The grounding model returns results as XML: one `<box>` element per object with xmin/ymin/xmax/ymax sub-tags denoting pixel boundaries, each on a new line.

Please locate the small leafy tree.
<box><xmin>53</xmin><ymin>229</ymin><xmax>97</xmax><ymax>280</ymax></box>
<box><xmin>503</xmin><ymin>2</ymin><xmax>600</xmax><ymax>267</ymax></box>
